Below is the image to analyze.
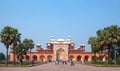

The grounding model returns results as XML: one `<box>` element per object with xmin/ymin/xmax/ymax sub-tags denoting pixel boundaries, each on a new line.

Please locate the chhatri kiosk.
<box><xmin>10</xmin><ymin>36</ymin><xmax>106</xmax><ymax>62</ymax></box>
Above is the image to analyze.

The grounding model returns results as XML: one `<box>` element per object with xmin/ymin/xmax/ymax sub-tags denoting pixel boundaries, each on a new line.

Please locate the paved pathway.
<box><xmin>0</xmin><ymin>62</ymin><xmax>120</xmax><ymax>71</ymax></box>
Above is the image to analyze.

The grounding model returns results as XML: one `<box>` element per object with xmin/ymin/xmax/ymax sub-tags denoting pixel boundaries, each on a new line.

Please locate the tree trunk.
<box><xmin>13</xmin><ymin>46</ymin><xmax>16</xmax><ymax>65</ymax></box>
<box><xmin>6</xmin><ymin>47</ymin><xmax>8</xmax><ymax>66</ymax></box>
<box><xmin>107</xmin><ymin>47</ymin><xmax>111</xmax><ymax>63</ymax></box>
<box><xmin>25</xmin><ymin>55</ymin><xmax>27</xmax><ymax>64</ymax></box>
<box><xmin>94</xmin><ymin>52</ymin><xmax>96</xmax><ymax>57</ymax></box>
<box><xmin>99</xmin><ymin>51</ymin><xmax>100</xmax><ymax>62</ymax></box>
<box><xmin>94</xmin><ymin>52</ymin><xmax>97</xmax><ymax>63</ymax></box>
<box><xmin>30</xmin><ymin>49</ymin><xmax>31</xmax><ymax>61</ymax></box>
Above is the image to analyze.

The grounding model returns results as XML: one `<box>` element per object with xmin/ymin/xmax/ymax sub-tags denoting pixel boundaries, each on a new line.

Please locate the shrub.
<box><xmin>117</xmin><ymin>57</ymin><xmax>120</xmax><ymax>65</ymax></box>
<box><xmin>0</xmin><ymin>61</ymin><xmax>5</xmax><ymax>64</ymax></box>
<box><xmin>92</xmin><ymin>56</ymin><xmax>98</xmax><ymax>63</ymax></box>
<box><xmin>99</xmin><ymin>56</ymin><xmax>104</xmax><ymax>61</ymax></box>
<box><xmin>108</xmin><ymin>58</ymin><xmax>114</xmax><ymax>64</ymax></box>
<box><xmin>0</xmin><ymin>53</ymin><xmax>5</xmax><ymax>61</ymax></box>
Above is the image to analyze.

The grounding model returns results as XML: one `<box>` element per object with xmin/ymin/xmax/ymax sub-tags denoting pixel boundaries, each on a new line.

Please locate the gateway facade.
<box><xmin>10</xmin><ymin>37</ymin><xmax>106</xmax><ymax>62</ymax></box>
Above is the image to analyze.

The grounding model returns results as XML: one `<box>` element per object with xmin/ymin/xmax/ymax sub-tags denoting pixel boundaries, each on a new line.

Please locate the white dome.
<box><xmin>57</xmin><ymin>38</ymin><xmax>64</xmax><ymax>42</ymax></box>
<box><xmin>66</xmin><ymin>39</ymin><xmax>71</xmax><ymax>41</ymax></box>
<box><xmin>36</xmin><ymin>44</ymin><xmax>41</xmax><ymax>46</ymax></box>
<box><xmin>80</xmin><ymin>44</ymin><xmax>85</xmax><ymax>46</ymax></box>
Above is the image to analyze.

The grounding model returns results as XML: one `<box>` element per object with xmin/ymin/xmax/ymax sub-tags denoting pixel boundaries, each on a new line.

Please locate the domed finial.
<box><xmin>50</xmin><ymin>36</ymin><xmax>54</xmax><ymax>39</ymax></box>
<box><xmin>50</xmin><ymin>36</ymin><xmax>54</xmax><ymax>41</ymax></box>
<box><xmin>68</xmin><ymin>35</ymin><xmax>71</xmax><ymax>39</ymax></box>
<box><xmin>66</xmin><ymin>35</ymin><xmax>71</xmax><ymax>41</ymax></box>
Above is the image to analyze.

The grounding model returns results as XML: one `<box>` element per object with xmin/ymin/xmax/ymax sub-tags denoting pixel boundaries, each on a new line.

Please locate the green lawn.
<box><xmin>85</xmin><ymin>62</ymin><xmax>120</xmax><ymax>67</ymax></box>
<box><xmin>95</xmin><ymin>63</ymin><xmax>120</xmax><ymax>67</ymax></box>
<box><xmin>0</xmin><ymin>61</ymin><xmax>43</xmax><ymax>67</ymax></box>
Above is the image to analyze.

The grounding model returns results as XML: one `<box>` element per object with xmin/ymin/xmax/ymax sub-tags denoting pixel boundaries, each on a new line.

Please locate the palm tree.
<box><xmin>15</xmin><ymin>43</ymin><xmax>26</xmax><ymax>64</ymax></box>
<box><xmin>88</xmin><ymin>37</ymin><xmax>100</xmax><ymax>54</ymax></box>
<box><xmin>0</xmin><ymin>26</ymin><xmax>20</xmax><ymax>65</ymax></box>
<box><xmin>88</xmin><ymin>36</ymin><xmax>101</xmax><ymax>62</ymax></box>
<box><xmin>15</xmin><ymin>39</ymin><xmax>34</xmax><ymax>64</ymax></box>
<box><xmin>12</xmin><ymin>30</ymin><xmax>21</xmax><ymax>65</ymax></box>
<box><xmin>23</xmin><ymin>39</ymin><xmax>34</xmax><ymax>61</ymax></box>
<box><xmin>96</xmin><ymin>25</ymin><xmax>120</xmax><ymax>64</ymax></box>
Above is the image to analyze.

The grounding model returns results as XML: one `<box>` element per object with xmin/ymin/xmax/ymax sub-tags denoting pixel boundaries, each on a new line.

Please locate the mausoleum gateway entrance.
<box><xmin>10</xmin><ymin>37</ymin><xmax>107</xmax><ymax>62</ymax></box>
<box><xmin>56</xmin><ymin>48</ymin><xmax>66</xmax><ymax>61</ymax></box>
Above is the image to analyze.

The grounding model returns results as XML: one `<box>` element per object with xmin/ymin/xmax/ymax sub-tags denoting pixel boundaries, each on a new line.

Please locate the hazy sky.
<box><xmin>0</xmin><ymin>0</ymin><xmax>120</xmax><ymax>55</ymax></box>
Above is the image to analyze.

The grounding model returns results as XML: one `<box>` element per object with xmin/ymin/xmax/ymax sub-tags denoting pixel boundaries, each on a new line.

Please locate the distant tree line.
<box><xmin>0</xmin><ymin>52</ymin><xmax>5</xmax><ymax>61</ymax></box>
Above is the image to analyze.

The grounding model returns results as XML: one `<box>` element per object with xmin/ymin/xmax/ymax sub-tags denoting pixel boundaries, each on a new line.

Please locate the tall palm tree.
<box><xmin>12</xmin><ymin>30</ymin><xmax>21</xmax><ymax>65</ymax></box>
<box><xmin>0</xmin><ymin>26</ymin><xmax>20</xmax><ymax>65</ymax></box>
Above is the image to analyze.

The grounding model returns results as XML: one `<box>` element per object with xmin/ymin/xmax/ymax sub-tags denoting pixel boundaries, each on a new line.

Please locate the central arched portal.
<box><xmin>56</xmin><ymin>48</ymin><xmax>66</xmax><ymax>61</ymax></box>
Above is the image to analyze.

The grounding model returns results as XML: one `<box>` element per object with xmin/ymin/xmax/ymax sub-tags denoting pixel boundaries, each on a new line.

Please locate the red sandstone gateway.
<box><xmin>10</xmin><ymin>37</ymin><xmax>106</xmax><ymax>62</ymax></box>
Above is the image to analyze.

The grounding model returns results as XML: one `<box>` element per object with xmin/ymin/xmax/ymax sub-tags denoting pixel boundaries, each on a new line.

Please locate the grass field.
<box><xmin>0</xmin><ymin>61</ymin><xmax>43</xmax><ymax>67</ymax></box>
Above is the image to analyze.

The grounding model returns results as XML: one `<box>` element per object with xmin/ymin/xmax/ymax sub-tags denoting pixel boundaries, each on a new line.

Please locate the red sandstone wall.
<box><xmin>9</xmin><ymin>52</ymin><xmax>107</xmax><ymax>62</ymax></box>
